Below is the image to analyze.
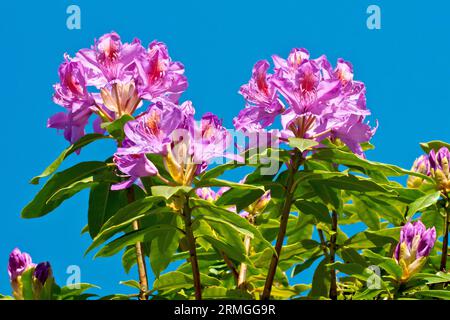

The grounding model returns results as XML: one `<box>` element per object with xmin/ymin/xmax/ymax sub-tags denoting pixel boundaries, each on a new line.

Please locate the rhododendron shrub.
<box><xmin>5</xmin><ymin>32</ymin><xmax>450</xmax><ymax>300</ymax></box>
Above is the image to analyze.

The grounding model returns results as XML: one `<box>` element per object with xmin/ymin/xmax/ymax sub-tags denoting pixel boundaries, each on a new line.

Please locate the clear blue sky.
<box><xmin>1</xmin><ymin>0</ymin><xmax>450</xmax><ymax>296</ymax></box>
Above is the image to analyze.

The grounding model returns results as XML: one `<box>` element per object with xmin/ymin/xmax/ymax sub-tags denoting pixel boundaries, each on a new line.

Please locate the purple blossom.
<box><xmin>112</xmin><ymin>153</ymin><xmax>158</xmax><ymax>190</ymax></box>
<box><xmin>33</xmin><ymin>262</ymin><xmax>52</xmax><ymax>285</ymax></box>
<box><xmin>75</xmin><ymin>32</ymin><xmax>144</xmax><ymax>87</ymax></box>
<box><xmin>407</xmin><ymin>155</ymin><xmax>431</xmax><ymax>188</ymax></box>
<box><xmin>234</xmin><ymin>48</ymin><xmax>376</xmax><ymax>157</ymax></box>
<box><xmin>49</xmin><ymin>32</ymin><xmax>187</xmax><ymax>146</ymax></box>
<box><xmin>113</xmin><ymin>99</ymin><xmax>231</xmax><ymax>188</ymax></box>
<box><xmin>49</xmin><ymin>58</ymin><xmax>95</xmax><ymax>145</ymax></box>
<box><xmin>135</xmin><ymin>41</ymin><xmax>188</xmax><ymax>103</ymax></box>
<box><xmin>196</xmin><ymin>187</ymin><xmax>230</xmax><ymax>201</ymax></box>
<box><xmin>394</xmin><ymin>221</ymin><xmax>436</xmax><ymax>281</ymax></box>
<box><xmin>233</xmin><ymin>60</ymin><xmax>284</xmax><ymax>131</ymax></box>
<box><xmin>8</xmin><ymin>248</ymin><xmax>35</xmax><ymax>281</ymax></box>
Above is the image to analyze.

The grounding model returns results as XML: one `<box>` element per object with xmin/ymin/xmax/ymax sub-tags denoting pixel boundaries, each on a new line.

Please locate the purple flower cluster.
<box><xmin>7</xmin><ymin>248</ymin><xmax>52</xmax><ymax>299</ymax></box>
<box><xmin>113</xmin><ymin>95</ymin><xmax>231</xmax><ymax>189</ymax></box>
<box><xmin>234</xmin><ymin>48</ymin><xmax>376</xmax><ymax>156</ymax></box>
<box><xmin>408</xmin><ymin>146</ymin><xmax>450</xmax><ymax>191</ymax></box>
<box><xmin>394</xmin><ymin>221</ymin><xmax>436</xmax><ymax>281</ymax></box>
<box><xmin>49</xmin><ymin>32</ymin><xmax>187</xmax><ymax>145</ymax></box>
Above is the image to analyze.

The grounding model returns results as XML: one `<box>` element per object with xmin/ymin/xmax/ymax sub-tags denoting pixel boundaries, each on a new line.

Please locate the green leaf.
<box><xmin>86</xmin><ymin>197</ymin><xmax>167</xmax><ymax>254</ymax></box>
<box><xmin>352</xmin><ymin>199</ymin><xmax>380</xmax><ymax>230</ymax></box>
<box><xmin>308</xmin><ymin>258</ymin><xmax>330</xmax><ymax>299</ymax></box>
<box><xmin>215</xmin><ymin>188</ymin><xmax>265</xmax><ymax>212</ymax></box>
<box><xmin>21</xmin><ymin>268</ymin><xmax>35</xmax><ymax>300</ymax></box>
<box><xmin>309</xmin><ymin>181</ymin><xmax>341</xmax><ymax>210</ymax></box>
<box><xmin>420</xmin><ymin>140</ymin><xmax>450</xmax><ymax>153</ymax></box>
<box><xmin>202</xmin><ymin>287</ymin><xmax>253</xmax><ymax>300</ymax></box>
<box><xmin>414</xmin><ymin>290</ymin><xmax>450</xmax><ymax>300</ymax></box>
<box><xmin>379</xmin><ymin>259</ymin><xmax>403</xmax><ymax>279</ymax></box>
<box><xmin>119</xmin><ymin>280</ymin><xmax>141</xmax><ymax>290</ymax></box>
<box><xmin>153</xmin><ymin>271</ymin><xmax>221</xmax><ymax>293</ymax></box>
<box><xmin>102</xmin><ymin>114</ymin><xmax>134</xmax><ymax>141</ymax></box>
<box><xmin>95</xmin><ymin>224</ymin><xmax>181</xmax><ymax>258</ymax></box>
<box><xmin>200</xmin><ymin>235</ymin><xmax>246</xmax><ymax>262</ymax></box>
<box><xmin>345</xmin><ymin>228</ymin><xmax>401</xmax><ymax>249</ymax></box>
<box><xmin>150</xmin><ymin>214</ymin><xmax>183</xmax><ymax>278</ymax></box>
<box><xmin>322</xmin><ymin>175</ymin><xmax>392</xmax><ymax>194</ymax></box>
<box><xmin>311</xmin><ymin>147</ymin><xmax>432</xmax><ymax>182</ymax></box>
<box><xmin>190</xmin><ymin>199</ymin><xmax>274</xmax><ymax>252</ymax></box>
<box><xmin>150</xmin><ymin>185</ymin><xmax>192</xmax><ymax>199</ymax></box>
<box><xmin>58</xmin><ymin>283</ymin><xmax>99</xmax><ymax>300</ymax></box>
<box><xmin>406</xmin><ymin>191</ymin><xmax>441</xmax><ymax>219</ymax></box>
<box><xmin>288</xmin><ymin>138</ymin><xmax>319</xmax><ymax>152</ymax></box>
<box><xmin>22</xmin><ymin>161</ymin><xmax>108</xmax><ymax>218</ymax></box>
<box><xmin>199</xmin><ymin>215</ymin><xmax>254</xmax><ymax>238</ymax></box>
<box><xmin>88</xmin><ymin>178</ymin><xmax>128</xmax><ymax>238</ymax></box>
<box><xmin>295</xmin><ymin>200</ymin><xmax>331</xmax><ymax>223</ymax></box>
<box><xmin>195</xmin><ymin>178</ymin><xmax>264</xmax><ymax>191</ymax></box>
<box><xmin>121</xmin><ymin>246</ymin><xmax>136</xmax><ymax>274</ymax></box>
<box><xmin>30</xmin><ymin>133</ymin><xmax>110</xmax><ymax>185</ymax></box>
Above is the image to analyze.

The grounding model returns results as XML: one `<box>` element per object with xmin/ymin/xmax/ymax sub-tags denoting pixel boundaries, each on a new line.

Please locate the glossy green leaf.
<box><xmin>30</xmin><ymin>133</ymin><xmax>110</xmax><ymax>185</ymax></box>
<box><xmin>88</xmin><ymin>180</ymin><xmax>128</xmax><ymax>238</ymax></box>
<box><xmin>150</xmin><ymin>185</ymin><xmax>192</xmax><ymax>199</ymax></box>
<box><xmin>344</xmin><ymin>227</ymin><xmax>401</xmax><ymax>249</ymax></box>
<box><xmin>420</xmin><ymin>140</ymin><xmax>450</xmax><ymax>154</ymax></box>
<box><xmin>150</xmin><ymin>213</ymin><xmax>183</xmax><ymax>277</ymax></box>
<box><xmin>95</xmin><ymin>224</ymin><xmax>181</xmax><ymax>258</ymax></box>
<box><xmin>406</xmin><ymin>191</ymin><xmax>441</xmax><ymax>219</ymax></box>
<box><xmin>22</xmin><ymin>161</ymin><xmax>108</xmax><ymax>218</ymax></box>
<box><xmin>295</xmin><ymin>200</ymin><xmax>331</xmax><ymax>223</ymax></box>
<box><xmin>288</xmin><ymin>138</ymin><xmax>319</xmax><ymax>152</ymax></box>
<box><xmin>101</xmin><ymin>114</ymin><xmax>134</xmax><ymax>141</ymax></box>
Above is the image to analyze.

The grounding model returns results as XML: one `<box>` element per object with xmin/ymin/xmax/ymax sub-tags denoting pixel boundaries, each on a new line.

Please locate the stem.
<box><xmin>183</xmin><ymin>196</ymin><xmax>202</xmax><ymax>300</ymax></box>
<box><xmin>127</xmin><ymin>188</ymin><xmax>149</xmax><ymax>300</ymax></box>
<box><xmin>261</xmin><ymin>152</ymin><xmax>302</xmax><ymax>300</ymax></box>
<box><xmin>222</xmin><ymin>252</ymin><xmax>239</xmax><ymax>284</ymax></box>
<box><xmin>329</xmin><ymin>210</ymin><xmax>338</xmax><ymax>300</ymax></box>
<box><xmin>238</xmin><ymin>234</ymin><xmax>252</xmax><ymax>290</ymax></box>
<box><xmin>318</xmin><ymin>229</ymin><xmax>330</xmax><ymax>258</ymax></box>
<box><xmin>440</xmin><ymin>204</ymin><xmax>450</xmax><ymax>272</ymax></box>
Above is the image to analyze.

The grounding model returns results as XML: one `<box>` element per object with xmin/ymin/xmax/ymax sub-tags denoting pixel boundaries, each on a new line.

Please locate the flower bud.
<box><xmin>407</xmin><ymin>155</ymin><xmax>430</xmax><ymax>188</ymax></box>
<box><xmin>7</xmin><ymin>248</ymin><xmax>35</xmax><ymax>300</ymax></box>
<box><xmin>32</xmin><ymin>262</ymin><xmax>53</xmax><ymax>299</ymax></box>
<box><xmin>248</xmin><ymin>191</ymin><xmax>271</xmax><ymax>215</ymax></box>
<box><xmin>394</xmin><ymin>221</ymin><xmax>436</xmax><ymax>282</ymax></box>
<box><xmin>429</xmin><ymin>147</ymin><xmax>450</xmax><ymax>192</ymax></box>
<box><xmin>33</xmin><ymin>262</ymin><xmax>52</xmax><ymax>285</ymax></box>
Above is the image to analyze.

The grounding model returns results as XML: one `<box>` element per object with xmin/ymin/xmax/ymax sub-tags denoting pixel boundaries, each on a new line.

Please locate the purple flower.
<box><xmin>429</xmin><ymin>147</ymin><xmax>450</xmax><ymax>191</ymax></box>
<box><xmin>75</xmin><ymin>32</ymin><xmax>144</xmax><ymax>87</ymax></box>
<box><xmin>33</xmin><ymin>262</ymin><xmax>52</xmax><ymax>285</ymax></box>
<box><xmin>49</xmin><ymin>58</ymin><xmax>95</xmax><ymax>145</ymax></box>
<box><xmin>135</xmin><ymin>41</ymin><xmax>188</xmax><ymax>103</ymax></box>
<box><xmin>8</xmin><ymin>248</ymin><xmax>35</xmax><ymax>281</ymax></box>
<box><xmin>112</xmin><ymin>153</ymin><xmax>158</xmax><ymax>190</ymax></box>
<box><xmin>49</xmin><ymin>32</ymin><xmax>188</xmax><ymax>147</ymax></box>
<box><xmin>196</xmin><ymin>187</ymin><xmax>230</xmax><ymax>202</ymax></box>
<box><xmin>234</xmin><ymin>48</ymin><xmax>376</xmax><ymax>157</ymax></box>
<box><xmin>113</xmin><ymin>98</ymin><xmax>231</xmax><ymax>188</ymax></box>
<box><xmin>394</xmin><ymin>221</ymin><xmax>436</xmax><ymax>282</ymax></box>
<box><xmin>407</xmin><ymin>155</ymin><xmax>431</xmax><ymax>188</ymax></box>
<box><xmin>233</xmin><ymin>60</ymin><xmax>284</xmax><ymax>131</ymax></box>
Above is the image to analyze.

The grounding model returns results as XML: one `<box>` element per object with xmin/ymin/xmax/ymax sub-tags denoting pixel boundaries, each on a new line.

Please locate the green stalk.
<box><xmin>329</xmin><ymin>210</ymin><xmax>338</xmax><ymax>300</ymax></box>
<box><xmin>127</xmin><ymin>188</ymin><xmax>149</xmax><ymax>300</ymax></box>
<box><xmin>183</xmin><ymin>196</ymin><xmax>202</xmax><ymax>300</ymax></box>
<box><xmin>261</xmin><ymin>151</ymin><xmax>302</xmax><ymax>300</ymax></box>
<box><xmin>440</xmin><ymin>203</ymin><xmax>450</xmax><ymax>272</ymax></box>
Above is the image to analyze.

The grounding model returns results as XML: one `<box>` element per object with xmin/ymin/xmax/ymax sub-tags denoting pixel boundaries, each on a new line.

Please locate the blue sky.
<box><xmin>1</xmin><ymin>0</ymin><xmax>450</xmax><ymax>296</ymax></box>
